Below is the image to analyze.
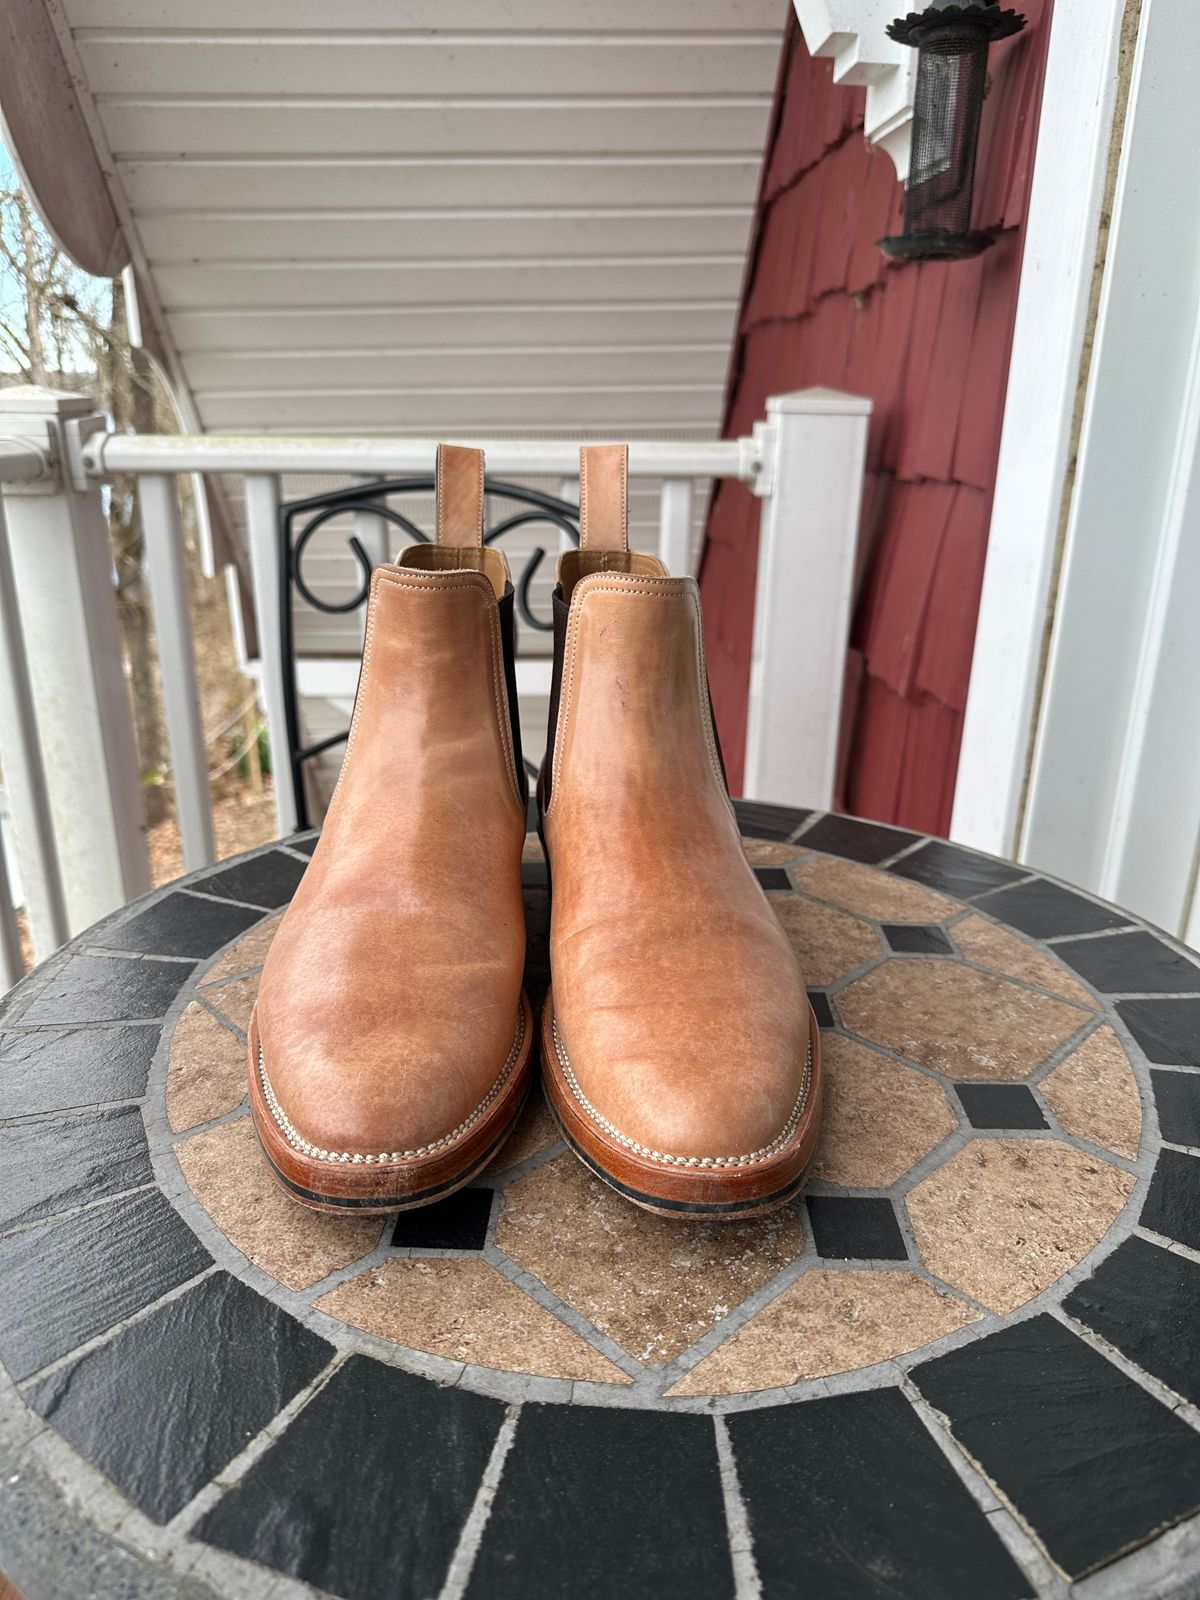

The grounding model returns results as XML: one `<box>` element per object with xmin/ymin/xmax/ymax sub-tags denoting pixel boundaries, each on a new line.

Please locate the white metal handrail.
<box><xmin>0</xmin><ymin>387</ymin><xmax>870</xmax><ymax>990</ymax></box>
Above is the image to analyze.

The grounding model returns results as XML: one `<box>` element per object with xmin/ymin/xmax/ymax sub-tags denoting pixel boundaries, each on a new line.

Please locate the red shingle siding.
<box><xmin>701</xmin><ymin>5</ymin><xmax>1051</xmax><ymax>832</ymax></box>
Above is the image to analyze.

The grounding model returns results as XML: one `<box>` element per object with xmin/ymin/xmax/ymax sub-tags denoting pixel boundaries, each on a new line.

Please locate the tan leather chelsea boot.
<box><xmin>249</xmin><ymin>444</ymin><xmax>534</xmax><ymax>1212</ymax></box>
<box><xmin>538</xmin><ymin>445</ymin><xmax>822</xmax><ymax>1218</ymax></box>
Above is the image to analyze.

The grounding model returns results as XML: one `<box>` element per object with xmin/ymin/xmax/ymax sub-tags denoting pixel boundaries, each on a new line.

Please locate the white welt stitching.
<box><xmin>258</xmin><ymin>1005</ymin><xmax>525</xmax><ymax>1165</ymax></box>
<box><xmin>551</xmin><ymin>1018</ymin><xmax>813</xmax><ymax>1168</ymax></box>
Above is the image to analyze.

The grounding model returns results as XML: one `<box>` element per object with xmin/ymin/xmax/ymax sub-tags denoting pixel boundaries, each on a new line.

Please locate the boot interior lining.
<box><xmin>557</xmin><ymin>548</ymin><xmax>668</xmax><ymax>604</ymax></box>
<box><xmin>396</xmin><ymin>543</ymin><xmax>508</xmax><ymax>598</ymax></box>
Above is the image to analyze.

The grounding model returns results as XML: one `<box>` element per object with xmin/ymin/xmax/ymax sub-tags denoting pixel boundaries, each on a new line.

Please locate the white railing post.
<box><xmin>658</xmin><ymin>478</ymin><xmax>695</xmax><ymax>577</ymax></box>
<box><xmin>0</xmin><ymin>388</ymin><xmax>150</xmax><ymax>932</ymax></box>
<box><xmin>744</xmin><ymin>388</ymin><xmax>871</xmax><ymax>810</ymax></box>
<box><xmin>138</xmin><ymin>473</ymin><xmax>217</xmax><ymax>871</ymax></box>
<box><xmin>244</xmin><ymin>472</ymin><xmax>299</xmax><ymax>835</ymax></box>
<box><xmin>0</xmin><ymin>492</ymin><xmax>70</xmax><ymax>961</ymax></box>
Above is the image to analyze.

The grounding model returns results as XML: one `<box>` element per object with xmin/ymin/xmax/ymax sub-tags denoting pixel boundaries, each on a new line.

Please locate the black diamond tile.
<box><xmin>956</xmin><ymin>1083</ymin><xmax>1048</xmax><ymax>1131</ymax></box>
<box><xmin>883</xmin><ymin>923</ymin><xmax>954</xmax><ymax>955</ymax></box>
<box><xmin>27</xmin><ymin>1271</ymin><xmax>332</xmax><ymax>1524</ymax></box>
<box><xmin>1140</xmin><ymin>1149</ymin><xmax>1200</xmax><ymax>1252</ymax></box>
<box><xmin>1053</xmin><ymin>930</ymin><xmax>1200</xmax><ymax>996</ymax></box>
<box><xmin>1118</xmin><ymin>998</ymin><xmax>1200</xmax><ymax>1066</ymax></box>
<box><xmin>1065</xmin><ymin>1236</ymin><xmax>1200</xmax><ymax>1407</ymax></box>
<box><xmin>727</xmin><ymin>1388</ymin><xmax>1029</xmax><ymax>1600</ymax></box>
<box><xmin>19</xmin><ymin>953</ymin><xmax>195</xmax><ymax>1024</ymax></box>
<box><xmin>391</xmin><ymin>1187</ymin><xmax>493</xmax><ymax>1251</ymax></box>
<box><xmin>196</xmin><ymin>849</ymin><xmax>308</xmax><ymax>909</ymax></box>
<box><xmin>99</xmin><ymin>891</ymin><xmax>262</xmax><ymax>961</ymax></box>
<box><xmin>800</xmin><ymin>813</ymin><xmax>919</xmax><ymax>864</ymax></box>
<box><xmin>912</xmin><ymin>1313</ymin><xmax>1200</xmax><ymax>1578</ymax></box>
<box><xmin>754</xmin><ymin>866</ymin><xmax>792</xmax><ymax>890</ymax></box>
<box><xmin>1152</xmin><ymin>1070</ymin><xmax>1200</xmax><ymax>1148</ymax></box>
<box><xmin>733</xmin><ymin>799</ymin><xmax>810</xmax><ymax>840</ymax></box>
<box><xmin>465</xmin><ymin>1404</ymin><xmax>733</xmax><ymax>1600</ymax></box>
<box><xmin>974</xmin><ymin>879</ymin><xmax>1128</xmax><ymax>940</ymax></box>
<box><xmin>0</xmin><ymin>1104</ymin><xmax>151</xmax><ymax>1231</ymax></box>
<box><xmin>0</xmin><ymin>1188</ymin><xmax>211</xmax><ymax>1381</ymax></box>
<box><xmin>808</xmin><ymin>990</ymin><xmax>836</xmax><ymax>1029</ymax></box>
<box><xmin>0</xmin><ymin>1023</ymin><xmax>156</xmax><ymax>1118</ymax></box>
<box><xmin>288</xmin><ymin>831</ymin><xmax>320</xmax><ymax>856</ymax></box>
<box><xmin>889</xmin><ymin>839</ymin><xmax>1026</xmax><ymax>899</ymax></box>
<box><xmin>196</xmin><ymin>1354</ymin><xmax>502</xmax><ymax>1600</ymax></box>
<box><xmin>807</xmin><ymin>1196</ymin><xmax>907</xmax><ymax>1260</ymax></box>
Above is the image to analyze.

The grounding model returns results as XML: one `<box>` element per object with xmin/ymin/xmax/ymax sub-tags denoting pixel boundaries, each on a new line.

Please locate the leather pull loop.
<box><xmin>579</xmin><ymin>443</ymin><xmax>628</xmax><ymax>553</ymax></box>
<box><xmin>435</xmin><ymin>443</ymin><xmax>485</xmax><ymax>547</ymax></box>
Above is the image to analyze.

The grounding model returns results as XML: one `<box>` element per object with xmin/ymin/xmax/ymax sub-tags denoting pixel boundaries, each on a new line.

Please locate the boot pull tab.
<box><xmin>579</xmin><ymin>444</ymin><xmax>628</xmax><ymax>554</ymax></box>
<box><xmin>435</xmin><ymin>443</ymin><xmax>485</xmax><ymax>547</ymax></box>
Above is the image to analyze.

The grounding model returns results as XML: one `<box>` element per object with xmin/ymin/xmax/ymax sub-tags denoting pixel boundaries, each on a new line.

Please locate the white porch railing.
<box><xmin>0</xmin><ymin>386</ymin><xmax>869</xmax><ymax>989</ymax></box>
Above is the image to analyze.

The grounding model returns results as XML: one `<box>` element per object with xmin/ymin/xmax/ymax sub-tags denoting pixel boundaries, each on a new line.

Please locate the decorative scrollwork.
<box><xmin>278</xmin><ymin>475</ymin><xmax>580</xmax><ymax>828</ymax></box>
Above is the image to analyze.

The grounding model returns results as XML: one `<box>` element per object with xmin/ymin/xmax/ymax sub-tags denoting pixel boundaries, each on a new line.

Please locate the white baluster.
<box><xmin>658</xmin><ymin>478</ymin><xmax>695</xmax><ymax>577</ymax></box>
<box><xmin>0</xmin><ymin>388</ymin><xmax>150</xmax><ymax>932</ymax></box>
<box><xmin>244</xmin><ymin>473</ymin><xmax>299</xmax><ymax>835</ymax></box>
<box><xmin>0</xmin><ymin>493</ymin><xmax>69</xmax><ymax>959</ymax></box>
<box><xmin>139</xmin><ymin>473</ymin><xmax>217</xmax><ymax>871</ymax></box>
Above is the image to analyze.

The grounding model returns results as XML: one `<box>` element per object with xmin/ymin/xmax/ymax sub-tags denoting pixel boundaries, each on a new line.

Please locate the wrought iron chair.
<box><xmin>277</xmin><ymin>477</ymin><xmax>580</xmax><ymax>829</ymax></box>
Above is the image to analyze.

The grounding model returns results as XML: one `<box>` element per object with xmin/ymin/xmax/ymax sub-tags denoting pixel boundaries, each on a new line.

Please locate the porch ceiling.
<box><xmin>33</xmin><ymin>0</ymin><xmax>784</xmax><ymax>442</ymax></box>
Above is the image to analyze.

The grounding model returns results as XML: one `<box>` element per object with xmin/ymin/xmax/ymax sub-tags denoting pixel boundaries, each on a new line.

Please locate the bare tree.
<box><xmin>1</xmin><ymin>183</ymin><xmax>169</xmax><ymax>821</ymax></box>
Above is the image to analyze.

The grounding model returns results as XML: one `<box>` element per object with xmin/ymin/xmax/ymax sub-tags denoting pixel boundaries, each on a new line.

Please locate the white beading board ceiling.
<box><xmin>7</xmin><ymin>1</ymin><xmax>786</xmax><ymax>654</ymax></box>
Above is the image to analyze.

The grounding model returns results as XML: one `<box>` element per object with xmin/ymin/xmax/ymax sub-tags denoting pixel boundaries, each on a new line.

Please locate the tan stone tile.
<box><xmin>812</xmin><ymin>1036</ymin><xmax>957</xmax><ymax>1187</ymax></box>
<box><xmin>177</xmin><ymin>1117</ymin><xmax>382</xmax><ymax>1290</ymax></box>
<box><xmin>667</xmin><ymin>1270</ymin><xmax>980</xmax><ymax>1395</ymax></box>
<box><xmin>317</xmin><ymin>1257</ymin><xmax>631</xmax><ymax>1383</ymax></box>
<box><xmin>952</xmin><ymin>914</ymin><xmax>1095</xmax><ymax>1008</ymax></box>
<box><xmin>491</xmin><ymin>1088</ymin><xmax>561</xmax><ymax>1175</ymax></box>
<box><xmin>167</xmin><ymin>1001</ymin><xmax>247</xmax><ymax>1132</ymax></box>
<box><xmin>200</xmin><ymin>912</ymin><xmax>281</xmax><ymax>986</ymax></box>
<box><xmin>839</xmin><ymin>959</ymin><xmax>1084</xmax><ymax>1081</ymax></box>
<box><xmin>742</xmin><ymin>838</ymin><xmax>804</xmax><ymax>866</ymax></box>
<box><xmin>496</xmin><ymin>1154</ymin><xmax>807</xmax><ymax>1364</ymax></box>
<box><xmin>792</xmin><ymin>855</ymin><xmax>959</xmax><ymax>923</ymax></box>
<box><xmin>1042</xmin><ymin>1025</ymin><xmax>1142</xmax><ymax>1160</ymax></box>
<box><xmin>202</xmin><ymin>972</ymin><xmax>259</xmax><ymax>1035</ymax></box>
<box><xmin>771</xmin><ymin>896</ymin><xmax>883</xmax><ymax>986</ymax></box>
<box><xmin>907</xmin><ymin>1138</ymin><xmax>1135</xmax><ymax>1314</ymax></box>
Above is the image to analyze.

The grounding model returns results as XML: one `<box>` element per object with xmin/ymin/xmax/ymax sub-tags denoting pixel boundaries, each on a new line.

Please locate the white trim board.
<box><xmin>955</xmin><ymin>0</ymin><xmax>1200</xmax><ymax>943</ymax></box>
<box><xmin>951</xmin><ymin>0</ymin><xmax>1127</xmax><ymax>850</ymax></box>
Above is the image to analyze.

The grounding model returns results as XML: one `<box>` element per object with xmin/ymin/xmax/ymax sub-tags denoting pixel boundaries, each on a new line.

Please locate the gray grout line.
<box><xmin>713</xmin><ymin>1414</ymin><xmax>762</xmax><ymax>1600</ymax></box>
<box><xmin>178</xmin><ymin>887</ymin><xmax>275</xmax><ymax>914</ymax></box>
<box><xmin>165</xmin><ymin>1352</ymin><xmax>349</xmax><ymax>1539</ymax></box>
<box><xmin>198</xmin><ymin>963</ymin><xmax>267</xmax><ymax>994</ymax></box>
<box><xmin>0</xmin><ymin>1179</ymin><xmax>161</xmax><ymax>1241</ymax></box>
<box><xmin>1050</xmin><ymin>1305</ymin><xmax>1200</xmax><ymax>1435</ymax></box>
<box><xmin>1042</xmin><ymin>925</ymin><xmax>1137</xmax><ymax>945</ymax></box>
<box><xmin>436</xmin><ymin>1403</ymin><xmax>521</xmax><ymax>1600</ymax></box>
<box><xmin>170</xmin><ymin>1099</ymin><xmax>251</xmax><ymax>1142</ymax></box>
<box><xmin>902</xmin><ymin>1380</ymin><xmax>1071</xmax><ymax>1599</ymax></box>
<box><xmin>194</xmin><ymin>989</ymin><xmax>248</xmax><ymax>1043</ymax></box>
<box><xmin>873</xmin><ymin>836</ymin><xmax>930</xmax><ymax>870</ymax></box>
<box><xmin>0</xmin><ymin>1094</ymin><xmax>146</xmax><ymax>1130</ymax></box>
<box><xmin>1135</xmin><ymin>1225</ymin><xmax>1200</xmax><ymax>1267</ymax></box>
<box><xmin>16</xmin><ymin>1264</ymin><xmax>220</xmax><ymax>1391</ymax></box>
<box><xmin>483</xmin><ymin>1241</ymin><xmax>646</xmax><ymax>1383</ymax></box>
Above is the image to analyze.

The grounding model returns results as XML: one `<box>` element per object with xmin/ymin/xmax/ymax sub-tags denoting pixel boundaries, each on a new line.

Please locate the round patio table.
<box><xmin>2</xmin><ymin>801</ymin><xmax>1200</xmax><ymax>1600</ymax></box>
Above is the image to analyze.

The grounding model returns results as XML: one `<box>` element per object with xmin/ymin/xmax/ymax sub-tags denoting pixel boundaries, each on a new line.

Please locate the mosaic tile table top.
<box><xmin>2</xmin><ymin>803</ymin><xmax>1200</xmax><ymax>1600</ymax></box>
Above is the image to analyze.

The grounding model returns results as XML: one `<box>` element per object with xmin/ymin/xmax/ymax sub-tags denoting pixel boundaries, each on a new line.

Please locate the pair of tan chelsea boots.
<box><xmin>249</xmin><ymin>443</ymin><xmax>823</xmax><ymax>1220</ymax></box>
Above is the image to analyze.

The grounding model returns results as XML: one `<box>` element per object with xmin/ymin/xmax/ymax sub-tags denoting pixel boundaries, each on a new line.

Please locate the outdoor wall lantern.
<box><xmin>879</xmin><ymin>1</ymin><xmax>1026</xmax><ymax>261</ymax></box>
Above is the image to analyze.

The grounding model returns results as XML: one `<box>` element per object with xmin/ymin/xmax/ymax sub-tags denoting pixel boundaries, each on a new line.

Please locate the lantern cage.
<box><xmin>879</xmin><ymin>1</ymin><xmax>1027</xmax><ymax>262</ymax></box>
